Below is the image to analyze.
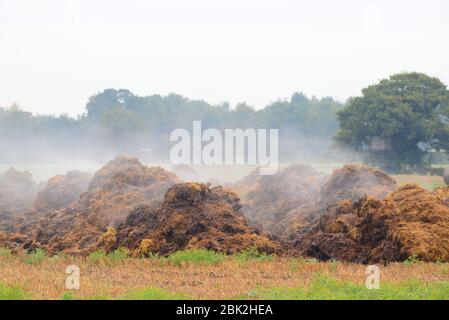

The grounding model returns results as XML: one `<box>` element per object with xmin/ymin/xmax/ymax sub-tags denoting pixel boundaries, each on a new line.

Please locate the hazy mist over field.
<box><xmin>0</xmin><ymin>88</ymin><xmax>357</xmax><ymax>182</ymax></box>
<box><xmin>1</xmin><ymin>0</ymin><xmax>449</xmax><ymax>116</ymax></box>
<box><xmin>0</xmin><ymin>0</ymin><xmax>448</xmax><ymax>179</ymax></box>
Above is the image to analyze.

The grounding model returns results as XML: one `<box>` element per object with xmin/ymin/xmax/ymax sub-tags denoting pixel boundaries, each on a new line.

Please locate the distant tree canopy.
<box><xmin>3</xmin><ymin>73</ymin><xmax>449</xmax><ymax>168</ymax></box>
<box><xmin>336</xmin><ymin>72</ymin><xmax>449</xmax><ymax>171</ymax></box>
<box><xmin>0</xmin><ymin>90</ymin><xmax>343</xmax><ymax>163</ymax></box>
<box><xmin>85</xmin><ymin>89</ymin><xmax>341</xmax><ymax>137</ymax></box>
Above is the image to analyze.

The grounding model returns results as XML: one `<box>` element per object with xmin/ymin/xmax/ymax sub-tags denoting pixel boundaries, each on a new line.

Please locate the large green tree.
<box><xmin>336</xmin><ymin>72</ymin><xmax>449</xmax><ymax>171</ymax></box>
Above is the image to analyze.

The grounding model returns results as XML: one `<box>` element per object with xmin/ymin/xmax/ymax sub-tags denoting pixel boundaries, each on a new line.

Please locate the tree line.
<box><xmin>2</xmin><ymin>72</ymin><xmax>449</xmax><ymax>172</ymax></box>
<box><xmin>0</xmin><ymin>90</ymin><xmax>343</xmax><ymax>164</ymax></box>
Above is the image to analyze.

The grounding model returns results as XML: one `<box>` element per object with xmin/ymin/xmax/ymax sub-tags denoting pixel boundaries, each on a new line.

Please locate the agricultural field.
<box><xmin>1</xmin><ymin>248</ymin><xmax>449</xmax><ymax>300</ymax></box>
<box><xmin>1</xmin><ymin>158</ymin><xmax>449</xmax><ymax>301</ymax></box>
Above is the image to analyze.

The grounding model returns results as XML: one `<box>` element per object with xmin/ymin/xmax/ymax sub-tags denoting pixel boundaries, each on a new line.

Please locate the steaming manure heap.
<box><xmin>0</xmin><ymin>156</ymin><xmax>181</xmax><ymax>254</ymax></box>
<box><xmin>233</xmin><ymin>164</ymin><xmax>328</xmax><ymax>237</ymax></box>
<box><xmin>233</xmin><ymin>163</ymin><xmax>449</xmax><ymax>263</ymax></box>
<box><xmin>0</xmin><ymin>156</ymin><xmax>278</xmax><ymax>256</ymax></box>
<box><xmin>113</xmin><ymin>182</ymin><xmax>279</xmax><ymax>256</ymax></box>
<box><xmin>1</xmin><ymin>158</ymin><xmax>449</xmax><ymax>263</ymax></box>
<box><xmin>297</xmin><ymin>184</ymin><xmax>449</xmax><ymax>263</ymax></box>
<box><xmin>319</xmin><ymin>164</ymin><xmax>397</xmax><ymax>208</ymax></box>
<box><xmin>234</xmin><ymin>164</ymin><xmax>397</xmax><ymax>238</ymax></box>
<box><xmin>0</xmin><ymin>168</ymin><xmax>37</xmax><ymax>232</ymax></box>
<box><xmin>0</xmin><ymin>168</ymin><xmax>37</xmax><ymax>214</ymax></box>
<box><xmin>34</xmin><ymin>171</ymin><xmax>93</xmax><ymax>212</ymax></box>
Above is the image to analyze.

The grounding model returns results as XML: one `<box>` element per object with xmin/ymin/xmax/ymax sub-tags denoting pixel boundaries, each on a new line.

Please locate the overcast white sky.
<box><xmin>1</xmin><ymin>0</ymin><xmax>449</xmax><ymax>116</ymax></box>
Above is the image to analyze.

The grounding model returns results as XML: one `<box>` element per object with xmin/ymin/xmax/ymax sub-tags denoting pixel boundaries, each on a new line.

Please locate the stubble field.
<box><xmin>1</xmin><ymin>249</ymin><xmax>449</xmax><ymax>300</ymax></box>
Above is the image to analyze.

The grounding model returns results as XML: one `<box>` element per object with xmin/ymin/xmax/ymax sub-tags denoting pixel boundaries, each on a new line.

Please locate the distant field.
<box><xmin>1</xmin><ymin>162</ymin><xmax>447</xmax><ymax>187</ymax></box>
<box><xmin>1</xmin><ymin>249</ymin><xmax>449</xmax><ymax>300</ymax></box>
<box><xmin>392</xmin><ymin>175</ymin><xmax>447</xmax><ymax>191</ymax></box>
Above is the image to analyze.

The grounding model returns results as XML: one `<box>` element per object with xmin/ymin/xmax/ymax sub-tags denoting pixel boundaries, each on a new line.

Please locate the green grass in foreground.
<box><xmin>88</xmin><ymin>250</ymin><xmax>108</xmax><ymax>263</ymax></box>
<box><xmin>165</xmin><ymin>248</ymin><xmax>275</xmax><ymax>266</ymax></box>
<box><xmin>3</xmin><ymin>248</ymin><xmax>449</xmax><ymax>300</ymax></box>
<box><xmin>24</xmin><ymin>248</ymin><xmax>47</xmax><ymax>265</ymax></box>
<box><xmin>60</xmin><ymin>292</ymin><xmax>110</xmax><ymax>300</ymax></box>
<box><xmin>0</xmin><ymin>283</ymin><xmax>29</xmax><ymax>300</ymax></box>
<box><xmin>234</xmin><ymin>247</ymin><xmax>274</xmax><ymax>263</ymax></box>
<box><xmin>252</xmin><ymin>274</ymin><xmax>449</xmax><ymax>300</ymax></box>
<box><xmin>0</xmin><ymin>247</ymin><xmax>13</xmax><ymax>257</ymax></box>
<box><xmin>87</xmin><ymin>248</ymin><xmax>130</xmax><ymax>265</ymax></box>
<box><xmin>58</xmin><ymin>287</ymin><xmax>189</xmax><ymax>300</ymax></box>
<box><xmin>122</xmin><ymin>287</ymin><xmax>190</xmax><ymax>300</ymax></box>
